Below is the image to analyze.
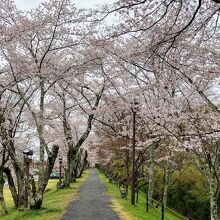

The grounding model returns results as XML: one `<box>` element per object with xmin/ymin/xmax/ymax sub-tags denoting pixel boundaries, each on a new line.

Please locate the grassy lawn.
<box><xmin>99</xmin><ymin>172</ymin><xmax>186</xmax><ymax>220</ymax></box>
<box><xmin>2</xmin><ymin>171</ymin><xmax>88</xmax><ymax>220</ymax></box>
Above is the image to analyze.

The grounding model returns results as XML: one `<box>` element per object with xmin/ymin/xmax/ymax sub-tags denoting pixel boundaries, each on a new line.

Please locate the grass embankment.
<box><xmin>2</xmin><ymin>171</ymin><xmax>88</xmax><ymax>220</ymax></box>
<box><xmin>99</xmin><ymin>172</ymin><xmax>186</xmax><ymax>220</ymax></box>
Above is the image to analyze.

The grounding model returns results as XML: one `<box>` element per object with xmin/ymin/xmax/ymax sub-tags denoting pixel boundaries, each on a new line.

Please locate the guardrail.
<box><xmin>145</xmin><ymin>195</ymin><xmax>189</xmax><ymax>220</ymax></box>
<box><xmin>99</xmin><ymin>168</ymin><xmax>190</xmax><ymax>220</ymax></box>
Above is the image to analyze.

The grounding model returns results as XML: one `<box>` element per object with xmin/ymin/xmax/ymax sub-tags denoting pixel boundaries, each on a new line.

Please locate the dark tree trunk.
<box><xmin>0</xmin><ymin>112</ymin><xmax>24</xmax><ymax>207</ymax></box>
<box><xmin>0</xmin><ymin>167</ymin><xmax>8</xmax><ymax>215</ymax></box>
<box><xmin>3</xmin><ymin>167</ymin><xmax>19</xmax><ymax>208</ymax></box>
<box><xmin>77</xmin><ymin>150</ymin><xmax>88</xmax><ymax>178</ymax></box>
<box><xmin>71</xmin><ymin>150</ymin><xmax>82</xmax><ymax>182</ymax></box>
<box><xmin>70</xmin><ymin>158</ymin><xmax>78</xmax><ymax>182</ymax></box>
<box><xmin>62</xmin><ymin>149</ymin><xmax>76</xmax><ymax>187</ymax></box>
<box><xmin>30</xmin><ymin>145</ymin><xmax>59</xmax><ymax>209</ymax></box>
<box><xmin>14</xmin><ymin>164</ymin><xmax>24</xmax><ymax>207</ymax></box>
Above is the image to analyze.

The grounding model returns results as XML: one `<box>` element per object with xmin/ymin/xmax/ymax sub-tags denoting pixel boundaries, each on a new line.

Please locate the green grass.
<box><xmin>2</xmin><ymin>172</ymin><xmax>88</xmax><ymax>220</ymax></box>
<box><xmin>99</xmin><ymin>172</ymin><xmax>186</xmax><ymax>220</ymax></box>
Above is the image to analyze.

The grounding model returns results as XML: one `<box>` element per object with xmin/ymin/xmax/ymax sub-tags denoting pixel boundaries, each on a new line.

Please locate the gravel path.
<box><xmin>61</xmin><ymin>169</ymin><xmax>120</xmax><ymax>220</ymax></box>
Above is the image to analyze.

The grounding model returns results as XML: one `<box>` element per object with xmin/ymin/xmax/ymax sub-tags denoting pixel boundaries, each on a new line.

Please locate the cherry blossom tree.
<box><xmin>0</xmin><ymin>0</ymin><xmax>219</xmax><ymax>218</ymax></box>
<box><xmin>0</xmin><ymin>0</ymin><xmax>92</xmax><ymax>209</ymax></box>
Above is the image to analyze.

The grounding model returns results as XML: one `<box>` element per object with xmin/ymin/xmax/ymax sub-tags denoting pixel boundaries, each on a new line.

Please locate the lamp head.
<box><xmin>59</xmin><ymin>156</ymin><xmax>63</xmax><ymax>162</ymax></box>
<box><xmin>23</xmin><ymin>149</ymin><xmax>33</xmax><ymax>160</ymax></box>
<box><xmin>131</xmin><ymin>100</ymin><xmax>139</xmax><ymax>112</ymax></box>
<box><xmin>23</xmin><ymin>149</ymin><xmax>33</xmax><ymax>155</ymax></box>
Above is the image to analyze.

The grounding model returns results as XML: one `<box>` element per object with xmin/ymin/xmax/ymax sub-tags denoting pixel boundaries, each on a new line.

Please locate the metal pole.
<box><xmin>146</xmin><ymin>192</ymin><xmax>149</xmax><ymax>212</ymax></box>
<box><xmin>131</xmin><ymin>110</ymin><xmax>136</xmax><ymax>205</ymax></box>
<box><xmin>162</xmin><ymin>202</ymin><xmax>165</xmax><ymax>220</ymax></box>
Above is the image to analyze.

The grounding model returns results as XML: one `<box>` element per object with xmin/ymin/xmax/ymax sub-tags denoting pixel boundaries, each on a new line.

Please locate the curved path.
<box><xmin>62</xmin><ymin>169</ymin><xmax>120</xmax><ymax>220</ymax></box>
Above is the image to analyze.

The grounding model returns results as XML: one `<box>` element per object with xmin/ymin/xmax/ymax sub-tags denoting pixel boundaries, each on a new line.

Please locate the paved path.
<box><xmin>62</xmin><ymin>169</ymin><xmax>120</xmax><ymax>220</ymax></box>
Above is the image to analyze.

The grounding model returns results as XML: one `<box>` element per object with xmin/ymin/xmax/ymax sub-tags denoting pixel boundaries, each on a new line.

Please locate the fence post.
<box><xmin>146</xmin><ymin>193</ymin><xmax>149</xmax><ymax>212</ymax></box>
<box><xmin>161</xmin><ymin>202</ymin><xmax>164</xmax><ymax>220</ymax></box>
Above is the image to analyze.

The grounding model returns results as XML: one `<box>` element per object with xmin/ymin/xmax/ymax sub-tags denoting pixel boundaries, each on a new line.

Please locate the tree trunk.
<box><xmin>148</xmin><ymin>143</ymin><xmax>155</xmax><ymax>205</ymax></box>
<box><xmin>125</xmin><ymin>149</ymin><xmax>130</xmax><ymax>194</ymax></box>
<box><xmin>77</xmin><ymin>150</ymin><xmax>88</xmax><ymax>178</ymax></box>
<box><xmin>62</xmin><ymin>168</ymin><xmax>71</xmax><ymax>188</ymax></box>
<box><xmin>71</xmin><ymin>157</ymin><xmax>78</xmax><ymax>182</ymax></box>
<box><xmin>64</xmin><ymin>149</ymin><xmax>82</xmax><ymax>185</ymax></box>
<box><xmin>38</xmin><ymin>78</ymin><xmax>46</xmax><ymax>186</ymax></box>
<box><xmin>0</xmin><ymin>113</ymin><xmax>24</xmax><ymax>207</ymax></box>
<box><xmin>62</xmin><ymin>149</ymin><xmax>76</xmax><ymax>187</ymax></box>
<box><xmin>3</xmin><ymin>167</ymin><xmax>19</xmax><ymax>208</ymax></box>
<box><xmin>209</xmin><ymin>172</ymin><xmax>218</xmax><ymax>220</ymax></box>
<box><xmin>61</xmin><ymin>108</ymin><xmax>76</xmax><ymax>187</ymax></box>
<box><xmin>0</xmin><ymin>167</ymin><xmax>8</xmax><ymax>215</ymax></box>
<box><xmin>163</xmin><ymin>162</ymin><xmax>173</xmax><ymax>207</ymax></box>
<box><xmin>14</xmin><ymin>165</ymin><xmax>24</xmax><ymax>207</ymax></box>
<box><xmin>30</xmin><ymin>145</ymin><xmax>59</xmax><ymax>209</ymax></box>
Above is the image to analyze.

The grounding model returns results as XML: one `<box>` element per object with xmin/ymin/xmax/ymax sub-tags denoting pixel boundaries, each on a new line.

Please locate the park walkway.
<box><xmin>61</xmin><ymin>169</ymin><xmax>120</xmax><ymax>220</ymax></box>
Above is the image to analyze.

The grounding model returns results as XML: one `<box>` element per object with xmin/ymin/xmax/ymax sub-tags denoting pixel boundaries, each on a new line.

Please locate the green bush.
<box><xmin>168</xmin><ymin>183</ymin><xmax>210</xmax><ymax>219</ymax></box>
<box><xmin>167</xmin><ymin>166</ymin><xmax>210</xmax><ymax>220</ymax></box>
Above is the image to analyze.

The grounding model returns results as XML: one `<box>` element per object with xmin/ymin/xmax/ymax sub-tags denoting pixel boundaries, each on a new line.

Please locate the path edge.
<box><xmin>98</xmin><ymin>171</ymin><xmax>135</xmax><ymax>220</ymax></box>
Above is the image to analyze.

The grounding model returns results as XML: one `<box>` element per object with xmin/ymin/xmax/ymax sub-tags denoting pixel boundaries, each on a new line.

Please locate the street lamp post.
<box><xmin>131</xmin><ymin>100</ymin><xmax>138</xmax><ymax>205</ymax></box>
<box><xmin>59</xmin><ymin>156</ymin><xmax>63</xmax><ymax>187</ymax></box>
<box><xmin>23</xmin><ymin>149</ymin><xmax>33</xmax><ymax>209</ymax></box>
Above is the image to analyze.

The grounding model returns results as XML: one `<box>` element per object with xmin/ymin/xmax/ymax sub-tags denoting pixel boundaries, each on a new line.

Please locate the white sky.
<box><xmin>14</xmin><ymin>0</ymin><xmax>114</xmax><ymax>10</ymax></box>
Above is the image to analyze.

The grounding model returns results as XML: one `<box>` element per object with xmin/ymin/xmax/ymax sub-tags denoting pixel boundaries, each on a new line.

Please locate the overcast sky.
<box><xmin>14</xmin><ymin>0</ymin><xmax>114</xmax><ymax>10</ymax></box>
